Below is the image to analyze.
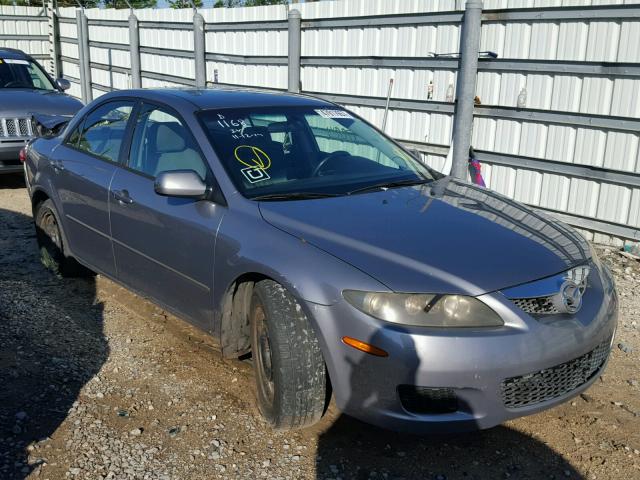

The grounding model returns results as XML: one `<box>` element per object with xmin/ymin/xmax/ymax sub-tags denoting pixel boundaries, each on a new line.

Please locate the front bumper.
<box><xmin>308</xmin><ymin>264</ymin><xmax>618</xmax><ymax>433</ymax></box>
<box><xmin>0</xmin><ymin>138</ymin><xmax>29</xmax><ymax>173</ymax></box>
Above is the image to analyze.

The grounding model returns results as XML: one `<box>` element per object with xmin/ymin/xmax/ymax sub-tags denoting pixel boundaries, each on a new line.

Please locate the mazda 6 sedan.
<box><xmin>23</xmin><ymin>88</ymin><xmax>618</xmax><ymax>433</ymax></box>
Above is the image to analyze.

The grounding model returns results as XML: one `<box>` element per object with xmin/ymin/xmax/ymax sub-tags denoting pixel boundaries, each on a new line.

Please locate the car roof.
<box><xmin>0</xmin><ymin>48</ymin><xmax>30</xmax><ymax>60</ymax></box>
<box><xmin>108</xmin><ymin>87</ymin><xmax>336</xmax><ymax>110</ymax></box>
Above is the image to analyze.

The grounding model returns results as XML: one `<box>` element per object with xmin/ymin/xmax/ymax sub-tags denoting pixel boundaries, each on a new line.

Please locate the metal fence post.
<box><xmin>287</xmin><ymin>9</ymin><xmax>301</xmax><ymax>93</ymax></box>
<box><xmin>129</xmin><ymin>13</ymin><xmax>141</xmax><ymax>89</ymax></box>
<box><xmin>193</xmin><ymin>13</ymin><xmax>206</xmax><ymax>88</ymax></box>
<box><xmin>47</xmin><ymin>0</ymin><xmax>62</xmax><ymax>78</ymax></box>
<box><xmin>76</xmin><ymin>8</ymin><xmax>92</xmax><ymax>103</ymax></box>
<box><xmin>450</xmin><ymin>0</ymin><xmax>482</xmax><ymax>180</ymax></box>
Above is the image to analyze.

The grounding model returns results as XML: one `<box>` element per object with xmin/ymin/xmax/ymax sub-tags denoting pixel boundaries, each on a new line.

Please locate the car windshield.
<box><xmin>198</xmin><ymin>106</ymin><xmax>437</xmax><ymax>199</ymax></box>
<box><xmin>0</xmin><ymin>58</ymin><xmax>55</xmax><ymax>91</ymax></box>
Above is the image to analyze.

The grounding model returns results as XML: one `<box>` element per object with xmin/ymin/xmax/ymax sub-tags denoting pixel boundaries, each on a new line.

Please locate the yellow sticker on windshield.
<box><xmin>234</xmin><ymin>145</ymin><xmax>272</xmax><ymax>184</ymax></box>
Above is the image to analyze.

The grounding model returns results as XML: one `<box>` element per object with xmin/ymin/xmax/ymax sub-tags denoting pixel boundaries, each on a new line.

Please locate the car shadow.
<box><xmin>0</xmin><ymin>172</ymin><xmax>25</xmax><ymax>189</ymax></box>
<box><xmin>0</xmin><ymin>201</ymin><xmax>108</xmax><ymax>479</ymax></box>
<box><xmin>316</xmin><ymin>329</ymin><xmax>584</xmax><ymax>480</ymax></box>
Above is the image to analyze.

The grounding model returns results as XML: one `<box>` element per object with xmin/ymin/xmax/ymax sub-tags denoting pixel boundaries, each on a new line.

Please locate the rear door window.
<box><xmin>127</xmin><ymin>104</ymin><xmax>208</xmax><ymax>180</ymax></box>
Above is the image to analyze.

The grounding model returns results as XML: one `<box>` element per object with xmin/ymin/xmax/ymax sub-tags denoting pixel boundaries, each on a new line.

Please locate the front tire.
<box><xmin>34</xmin><ymin>199</ymin><xmax>92</xmax><ymax>277</ymax></box>
<box><xmin>250</xmin><ymin>280</ymin><xmax>327</xmax><ymax>430</ymax></box>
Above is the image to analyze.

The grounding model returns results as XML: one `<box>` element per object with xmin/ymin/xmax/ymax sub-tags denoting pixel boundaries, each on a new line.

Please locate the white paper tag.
<box><xmin>315</xmin><ymin>109</ymin><xmax>353</xmax><ymax>119</ymax></box>
<box><xmin>3</xmin><ymin>59</ymin><xmax>29</xmax><ymax>65</ymax></box>
<box><xmin>241</xmin><ymin>166</ymin><xmax>270</xmax><ymax>184</ymax></box>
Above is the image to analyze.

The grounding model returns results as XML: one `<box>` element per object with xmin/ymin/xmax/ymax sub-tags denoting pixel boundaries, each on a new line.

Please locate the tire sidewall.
<box><xmin>250</xmin><ymin>285</ymin><xmax>282</xmax><ymax>424</ymax></box>
<box><xmin>249</xmin><ymin>280</ymin><xmax>327</xmax><ymax>429</ymax></box>
<box><xmin>35</xmin><ymin>199</ymin><xmax>65</xmax><ymax>275</ymax></box>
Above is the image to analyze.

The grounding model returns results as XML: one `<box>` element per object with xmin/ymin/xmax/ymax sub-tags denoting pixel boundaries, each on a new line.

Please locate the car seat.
<box><xmin>153</xmin><ymin>122</ymin><xmax>207</xmax><ymax>179</ymax></box>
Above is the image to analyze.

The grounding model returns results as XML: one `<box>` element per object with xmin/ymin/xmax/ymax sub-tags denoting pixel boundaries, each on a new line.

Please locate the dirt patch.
<box><xmin>0</xmin><ymin>173</ymin><xmax>638</xmax><ymax>480</ymax></box>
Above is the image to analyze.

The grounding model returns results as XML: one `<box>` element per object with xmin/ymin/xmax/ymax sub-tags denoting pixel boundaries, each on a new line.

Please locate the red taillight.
<box><xmin>19</xmin><ymin>147</ymin><xmax>26</xmax><ymax>163</ymax></box>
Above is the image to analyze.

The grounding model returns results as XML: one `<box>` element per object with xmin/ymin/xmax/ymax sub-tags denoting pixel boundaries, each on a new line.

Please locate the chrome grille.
<box><xmin>18</xmin><ymin>118</ymin><xmax>30</xmax><ymax>135</ymax></box>
<box><xmin>512</xmin><ymin>296</ymin><xmax>559</xmax><ymax>315</ymax></box>
<box><xmin>507</xmin><ymin>264</ymin><xmax>592</xmax><ymax>316</ymax></box>
<box><xmin>501</xmin><ymin>339</ymin><xmax>610</xmax><ymax>409</ymax></box>
<box><xmin>0</xmin><ymin>117</ymin><xmax>32</xmax><ymax>138</ymax></box>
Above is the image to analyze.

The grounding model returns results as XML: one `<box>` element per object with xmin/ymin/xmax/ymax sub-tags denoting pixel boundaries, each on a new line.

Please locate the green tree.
<box><xmin>103</xmin><ymin>0</ymin><xmax>158</xmax><ymax>8</ymax></box>
<box><xmin>55</xmin><ymin>0</ymin><xmax>100</xmax><ymax>7</ymax></box>
<box><xmin>214</xmin><ymin>0</ymin><xmax>240</xmax><ymax>7</ymax></box>
<box><xmin>244</xmin><ymin>0</ymin><xmax>288</xmax><ymax>5</ymax></box>
<box><xmin>0</xmin><ymin>0</ymin><xmax>98</xmax><ymax>5</ymax></box>
<box><xmin>213</xmin><ymin>0</ymin><xmax>286</xmax><ymax>6</ymax></box>
<box><xmin>167</xmin><ymin>0</ymin><xmax>202</xmax><ymax>8</ymax></box>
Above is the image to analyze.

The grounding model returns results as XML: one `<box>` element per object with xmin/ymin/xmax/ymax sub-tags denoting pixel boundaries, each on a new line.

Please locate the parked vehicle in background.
<box><xmin>0</xmin><ymin>48</ymin><xmax>82</xmax><ymax>174</ymax></box>
<box><xmin>23</xmin><ymin>88</ymin><xmax>618</xmax><ymax>433</ymax></box>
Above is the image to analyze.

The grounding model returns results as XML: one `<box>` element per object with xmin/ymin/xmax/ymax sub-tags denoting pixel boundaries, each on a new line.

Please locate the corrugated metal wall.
<box><xmin>475</xmin><ymin>1</ymin><xmax>640</xmax><ymax>246</ymax></box>
<box><xmin>0</xmin><ymin>5</ymin><xmax>50</xmax><ymax>72</ymax></box>
<box><xmin>3</xmin><ymin>0</ymin><xmax>640</xmax><ymax>246</ymax></box>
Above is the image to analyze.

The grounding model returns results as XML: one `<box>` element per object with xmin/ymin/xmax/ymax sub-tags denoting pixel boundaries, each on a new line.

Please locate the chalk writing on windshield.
<box><xmin>216</xmin><ymin>113</ymin><xmax>265</xmax><ymax>141</ymax></box>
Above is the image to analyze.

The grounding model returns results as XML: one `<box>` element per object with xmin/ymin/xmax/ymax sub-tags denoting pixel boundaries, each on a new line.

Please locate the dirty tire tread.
<box><xmin>252</xmin><ymin>280</ymin><xmax>326</xmax><ymax>430</ymax></box>
<box><xmin>34</xmin><ymin>199</ymin><xmax>91</xmax><ymax>278</ymax></box>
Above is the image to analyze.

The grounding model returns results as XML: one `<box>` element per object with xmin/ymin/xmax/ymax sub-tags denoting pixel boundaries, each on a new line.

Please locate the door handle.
<box><xmin>112</xmin><ymin>189</ymin><xmax>134</xmax><ymax>205</ymax></box>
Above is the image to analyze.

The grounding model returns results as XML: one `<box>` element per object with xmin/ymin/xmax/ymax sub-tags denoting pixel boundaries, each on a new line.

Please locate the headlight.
<box><xmin>343</xmin><ymin>290</ymin><xmax>503</xmax><ymax>328</ymax></box>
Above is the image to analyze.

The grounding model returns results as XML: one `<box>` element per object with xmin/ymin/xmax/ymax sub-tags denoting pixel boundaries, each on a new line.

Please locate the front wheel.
<box><xmin>34</xmin><ymin>199</ymin><xmax>92</xmax><ymax>277</ymax></box>
<box><xmin>250</xmin><ymin>280</ymin><xmax>327</xmax><ymax>429</ymax></box>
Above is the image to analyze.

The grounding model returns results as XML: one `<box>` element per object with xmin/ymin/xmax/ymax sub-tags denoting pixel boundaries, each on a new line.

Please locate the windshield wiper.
<box><xmin>346</xmin><ymin>177</ymin><xmax>433</xmax><ymax>196</ymax></box>
<box><xmin>251</xmin><ymin>192</ymin><xmax>343</xmax><ymax>201</ymax></box>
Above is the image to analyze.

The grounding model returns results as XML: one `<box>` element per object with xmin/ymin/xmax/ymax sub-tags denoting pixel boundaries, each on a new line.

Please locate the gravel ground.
<box><xmin>0</xmin><ymin>172</ymin><xmax>638</xmax><ymax>480</ymax></box>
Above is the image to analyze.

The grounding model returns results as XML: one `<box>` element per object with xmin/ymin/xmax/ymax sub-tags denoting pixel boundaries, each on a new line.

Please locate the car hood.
<box><xmin>258</xmin><ymin>177</ymin><xmax>591</xmax><ymax>296</ymax></box>
<box><xmin>0</xmin><ymin>89</ymin><xmax>83</xmax><ymax>116</ymax></box>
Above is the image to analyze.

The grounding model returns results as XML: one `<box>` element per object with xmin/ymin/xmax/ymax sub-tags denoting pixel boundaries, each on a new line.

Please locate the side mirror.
<box><xmin>154</xmin><ymin>170</ymin><xmax>207</xmax><ymax>199</ymax></box>
<box><xmin>56</xmin><ymin>78</ymin><xmax>71</xmax><ymax>91</ymax></box>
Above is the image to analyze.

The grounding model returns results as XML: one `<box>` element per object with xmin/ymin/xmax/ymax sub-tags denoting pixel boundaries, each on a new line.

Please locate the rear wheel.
<box><xmin>250</xmin><ymin>280</ymin><xmax>327</xmax><ymax>429</ymax></box>
<box><xmin>34</xmin><ymin>199</ymin><xmax>92</xmax><ymax>277</ymax></box>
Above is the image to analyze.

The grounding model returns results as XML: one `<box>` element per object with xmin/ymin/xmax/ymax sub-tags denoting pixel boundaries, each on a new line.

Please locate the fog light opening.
<box><xmin>398</xmin><ymin>385</ymin><xmax>459</xmax><ymax>414</ymax></box>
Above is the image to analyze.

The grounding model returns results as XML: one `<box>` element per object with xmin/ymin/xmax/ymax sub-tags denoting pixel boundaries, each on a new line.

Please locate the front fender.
<box><xmin>212</xmin><ymin>209</ymin><xmax>388</xmax><ymax>325</ymax></box>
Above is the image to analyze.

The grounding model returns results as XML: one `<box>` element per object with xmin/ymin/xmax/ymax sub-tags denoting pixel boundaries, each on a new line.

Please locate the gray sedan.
<box><xmin>23</xmin><ymin>88</ymin><xmax>618</xmax><ymax>433</ymax></box>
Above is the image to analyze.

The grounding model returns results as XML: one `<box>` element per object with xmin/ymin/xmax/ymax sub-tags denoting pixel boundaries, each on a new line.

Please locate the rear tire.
<box><xmin>34</xmin><ymin>199</ymin><xmax>92</xmax><ymax>277</ymax></box>
<box><xmin>250</xmin><ymin>280</ymin><xmax>327</xmax><ymax>430</ymax></box>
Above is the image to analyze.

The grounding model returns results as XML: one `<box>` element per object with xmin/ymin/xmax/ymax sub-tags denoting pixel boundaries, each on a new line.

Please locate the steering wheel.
<box><xmin>312</xmin><ymin>151</ymin><xmax>349</xmax><ymax>177</ymax></box>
